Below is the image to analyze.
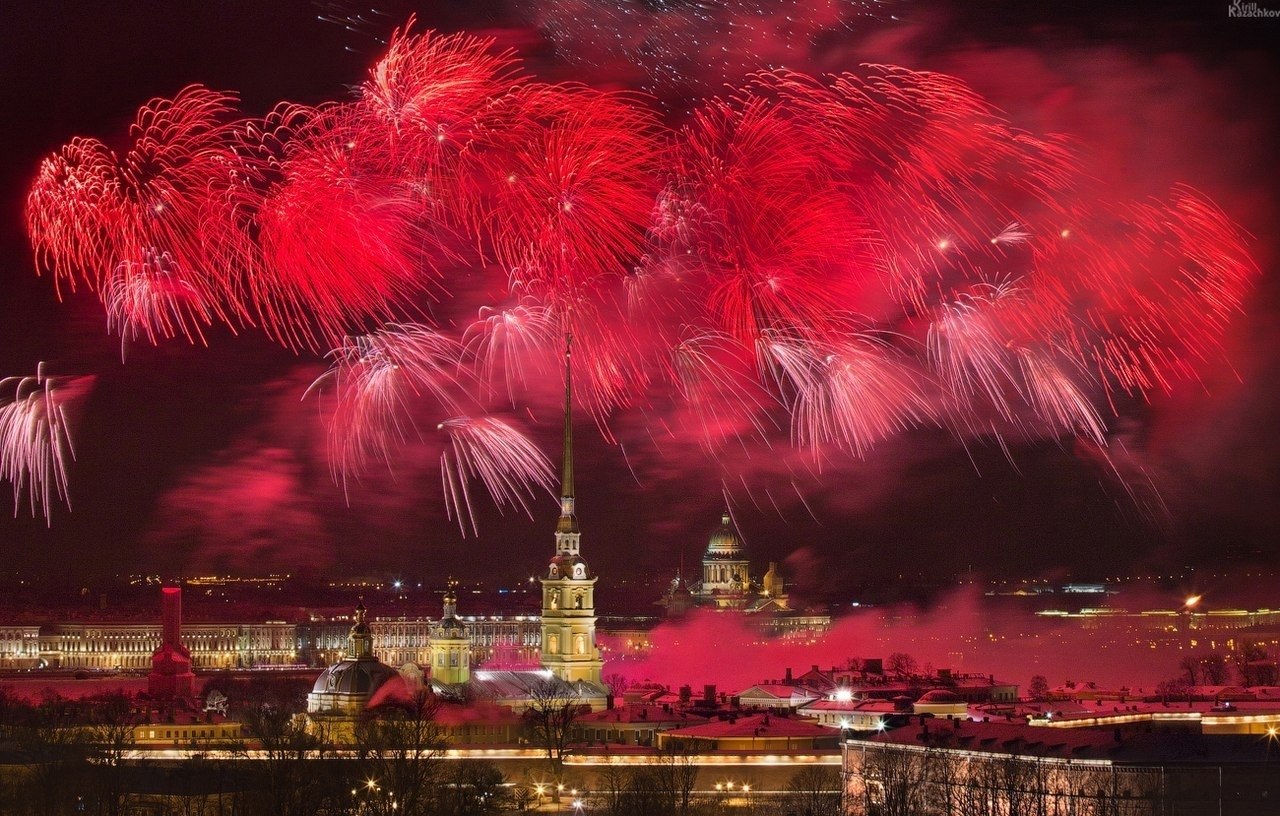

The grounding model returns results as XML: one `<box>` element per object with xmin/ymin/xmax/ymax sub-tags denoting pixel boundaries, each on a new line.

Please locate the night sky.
<box><xmin>1</xmin><ymin>1</ymin><xmax>1277</xmax><ymax>600</ymax></box>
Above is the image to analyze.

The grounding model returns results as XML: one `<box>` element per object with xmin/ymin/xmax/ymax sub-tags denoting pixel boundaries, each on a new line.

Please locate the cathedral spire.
<box><xmin>561</xmin><ymin>333</ymin><xmax>573</xmax><ymax>503</ymax></box>
<box><xmin>556</xmin><ymin>333</ymin><xmax>578</xmax><ymax>534</ymax></box>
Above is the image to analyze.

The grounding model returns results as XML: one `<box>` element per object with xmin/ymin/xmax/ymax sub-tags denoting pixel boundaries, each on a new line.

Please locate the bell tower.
<box><xmin>539</xmin><ymin>334</ymin><xmax>602</xmax><ymax>685</ymax></box>
<box><xmin>429</xmin><ymin>578</ymin><xmax>471</xmax><ymax>685</ymax></box>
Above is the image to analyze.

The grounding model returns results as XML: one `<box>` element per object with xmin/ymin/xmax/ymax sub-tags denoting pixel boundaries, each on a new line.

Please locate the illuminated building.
<box><xmin>696</xmin><ymin>512</ymin><xmax>755</xmax><ymax>607</ymax></box>
<box><xmin>733</xmin><ymin>683</ymin><xmax>824</xmax><ymax>711</ymax></box>
<box><xmin>658</xmin><ymin>712</ymin><xmax>840</xmax><ymax>751</ymax></box>
<box><xmin>0</xmin><ymin>625</ymin><xmax>40</xmax><ymax>667</ymax></box>
<box><xmin>306</xmin><ymin>601</ymin><xmax>398</xmax><ymax>720</ymax></box>
<box><xmin>538</xmin><ymin>337</ymin><xmax>604</xmax><ymax>687</ymax></box>
<box><xmin>842</xmin><ymin>720</ymin><xmax>1279</xmax><ymax>814</ymax></box>
<box><xmin>427</xmin><ymin>579</ymin><xmax>471</xmax><ymax>684</ymax></box>
<box><xmin>298</xmin><ymin>614</ymin><xmax>540</xmax><ymax>668</ymax></box>
<box><xmin>657</xmin><ymin>511</ymin><xmax>833</xmax><ymax>640</ymax></box>
<box><xmin>573</xmin><ymin>704</ymin><xmax>710</xmax><ymax>746</ymax></box>
<box><xmin>147</xmin><ymin>585</ymin><xmax>195</xmax><ymax>700</ymax></box>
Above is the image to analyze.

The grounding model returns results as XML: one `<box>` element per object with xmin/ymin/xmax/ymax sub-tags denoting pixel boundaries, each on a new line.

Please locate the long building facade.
<box><xmin>0</xmin><ymin>615</ymin><xmax>542</xmax><ymax>671</ymax></box>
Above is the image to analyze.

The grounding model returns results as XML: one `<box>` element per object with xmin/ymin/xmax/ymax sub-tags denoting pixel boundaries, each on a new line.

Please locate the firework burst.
<box><xmin>0</xmin><ymin>365</ymin><xmax>94</xmax><ymax>524</ymax></box>
<box><xmin>24</xmin><ymin>26</ymin><xmax>1258</xmax><ymax>530</ymax></box>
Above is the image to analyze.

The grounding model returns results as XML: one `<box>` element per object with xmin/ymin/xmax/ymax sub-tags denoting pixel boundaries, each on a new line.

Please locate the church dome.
<box><xmin>433</xmin><ymin>582</ymin><xmax>469</xmax><ymax>640</ymax></box>
<box><xmin>434</xmin><ymin>616</ymin><xmax>468</xmax><ymax>640</ymax></box>
<box><xmin>311</xmin><ymin>657</ymin><xmax>398</xmax><ymax>697</ymax></box>
<box><xmin>704</xmin><ymin>512</ymin><xmax>744</xmax><ymax>560</ymax></box>
<box><xmin>917</xmin><ymin>689</ymin><xmax>962</xmax><ymax>703</ymax></box>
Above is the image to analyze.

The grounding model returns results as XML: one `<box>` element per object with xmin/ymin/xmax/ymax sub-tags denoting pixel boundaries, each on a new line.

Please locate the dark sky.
<box><xmin>0</xmin><ymin>1</ymin><xmax>1276</xmax><ymax>600</ymax></box>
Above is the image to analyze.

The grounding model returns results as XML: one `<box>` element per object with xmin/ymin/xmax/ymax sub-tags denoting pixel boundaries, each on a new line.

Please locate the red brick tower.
<box><xmin>148</xmin><ymin>585</ymin><xmax>195</xmax><ymax>700</ymax></box>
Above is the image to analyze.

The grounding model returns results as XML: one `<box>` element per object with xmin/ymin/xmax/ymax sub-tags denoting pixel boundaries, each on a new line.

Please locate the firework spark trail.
<box><xmin>28</xmin><ymin>87</ymin><xmax>251</xmax><ymax>344</ymax></box>
<box><xmin>927</xmin><ymin>282</ymin><xmax>1031</xmax><ymax>424</ymax></box>
<box><xmin>105</xmin><ymin>249</ymin><xmax>215</xmax><ymax>355</ymax></box>
<box><xmin>0</xmin><ymin>365</ymin><xmax>94</xmax><ymax>524</ymax></box>
<box><xmin>307</xmin><ymin>325</ymin><xmax>466</xmax><ymax>482</ymax></box>
<box><xmin>353</xmin><ymin>21</ymin><xmax>521</xmax><ymax>179</ymax></box>
<box><xmin>762</xmin><ymin>332</ymin><xmax>934</xmax><ymax>459</ymax></box>
<box><xmin>671</xmin><ymin>331</ymin><xmax>779</xmax><ymax>449</ymax></box>
<box><xmin>1015</xmin><ymin>348</ymin><xmax>1107</xmax><ymax>447</ymax></box>
<box><xmin>23</xmin><ymin>26</ymin><xmax>1259</xmax><ymax>529</ymax></box>
<box><xmin>480</xmin><ymin>83</ymin><xmax>662</xmax><ymax>301</ymax></box>
<box><xmin>462</xmin><ymin>302</ymin><xmax>558</xmax><ymax>405</ymax></box>
<box><xmin>656</xmin><ymin>93</ymin><xmax>871</xmax><ymax>347</ymax></box>
<box><xmin>438</xmin><ymin>416</ymin><xmax>557</xmax><ymax>536</ymax></box>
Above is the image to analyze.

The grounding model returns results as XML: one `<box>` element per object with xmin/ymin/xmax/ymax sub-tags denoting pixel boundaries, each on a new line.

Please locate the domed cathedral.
<box><xmin>700</xmin><ymin>512</ymin><xmax>753</xmax><ymax>604</ymax></box>
<box><xmin>307</xmin><ymin>602</ymin><xmax>398</xmax><ymax>720</ymax></box>
<box><xmin>428</xmin><ymin>578</ymin><xmax>471</xmax><ymax>686</ymax></box>
<box><xmin>660</xmin><ymin>510</ymin><xmax>791</xmax><ymax>614</ymax></box>
<box><xmin>539</xmin><ymin>335</ymin><xmax>604</xmax><ymax>687</ymax></box>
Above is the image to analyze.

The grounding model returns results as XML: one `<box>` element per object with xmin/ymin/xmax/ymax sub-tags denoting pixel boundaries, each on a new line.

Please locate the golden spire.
<box><xmin>443</xmin><ymin>576</ymin><xmax>458</xmax><ymax>618</ymax></box>
<box><xmin>556</xmin><ymin>332</ymin><xmax>578</xmax><ymax>535</ymax></box>
<box><xmin>561</xmin><ymin>332</ymin><xmax>574</xmax><ymax>503</ymax></box>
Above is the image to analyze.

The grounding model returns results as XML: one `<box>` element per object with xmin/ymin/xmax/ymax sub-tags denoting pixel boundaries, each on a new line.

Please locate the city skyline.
<box><xmin>0</xmin><ymin>1</ymin><xmax>1276</xmax><ymax>600</ymax></box>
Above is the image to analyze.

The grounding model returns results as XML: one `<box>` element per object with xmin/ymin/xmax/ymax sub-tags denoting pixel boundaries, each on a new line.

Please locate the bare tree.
<box><xmin>1231</xmin><ymin>641</ymin><xmax>1278</xmax><ymax>687</ymax></box>
<box><xmin>786</xmin><ymin>765</ymin><xmax>842</xmax><ymax>816</ymax></box>
<box><xmin>1200</xmin><ymin>652</ymin><xmax>1229</xmax><ymax>686</ymax></box>
<box><xmin>437</xmin><ymin>760</ymin><xmax>509</xmax><ymax>815</ymax></box>
<box><xmin>854</xmin><ymin>745</ymin><xmax>928</xmax><ymax>816</ymax></box>
<box><xmin>603</xmin><ymin>672</ymin><xmax>630</xmax><ymax>704</ymax></box>
<box><xmin>1027</xmin><ymin>674</ymin><xmax>1050</xmax><ymax>702</ymax></box>
<box><xmin>86</xmin><ymin>691</ymin><xmax>138</xmax><ymax>816</ymax></box>
<box><xmin>354</xmin><ymin>687</ymin><xmax>447</xmax><ymax>816</ymax></box>
<box><xmin>523</xmin><ymin>678</ymin><xmax>585</xmax><ymax>783</ymax></box>
<box><xmin>597</xmin><ymin>755</ymin><xmax>631</xmax><ymax>816</ymax></box>
<box><xmin>1178</xmin><ymin>654</ymin><xmax>1201</xmax><ymax>686</ymax></box>
<box><xmin>241</xmin><ymin>703</ymin><xmax>341</xmax><ymax>816</ymax></box>
<box><xmin>621</xmin><ymin>768</ymin><xmax>669</xmax><ymax>816</ymax></box>
<box><xmin>885</xmin><ymin>652</ymin><xmax>918</xmax><ymax>680</ymax></box>
<box><xmin>14</xmin><ymin>692</ymin><xmax>94</xmax><ymax>816</ymax></box>
<box><xmin>654</xmin><ymin>740</ymin><xmax>699</xmax><ymax>816</ymax></box>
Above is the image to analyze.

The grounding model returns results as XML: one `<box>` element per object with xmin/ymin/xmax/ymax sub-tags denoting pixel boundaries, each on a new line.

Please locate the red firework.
<box><xmin>23</xmin><ymin>26</ymin><xmax>1260</xmax><ymax>527</ymax></box>
<box><xmin>27</xmin><ymin>85</ymin><xmax>248</xmax><ymax>345</ymax></box>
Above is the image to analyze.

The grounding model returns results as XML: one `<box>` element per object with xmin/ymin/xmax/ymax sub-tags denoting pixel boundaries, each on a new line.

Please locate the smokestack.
<box><xmin>785</xmin><ymin>667</ymin><xmax>792</xmax><ymax>682</ymax></box>
<box><xmin>149</xmin><ymin>584</ymin><xmax>195</xmax><ymax>701</ymax></box>
<box><xmin>162</xmin><ymin>586</ymin><xmax>182</xmax><ymax>647</ymax></box>
<box><xmin>703</xmin><ymin>684</ymin><xmax>716</xmax><ymax>704</ymax></box>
